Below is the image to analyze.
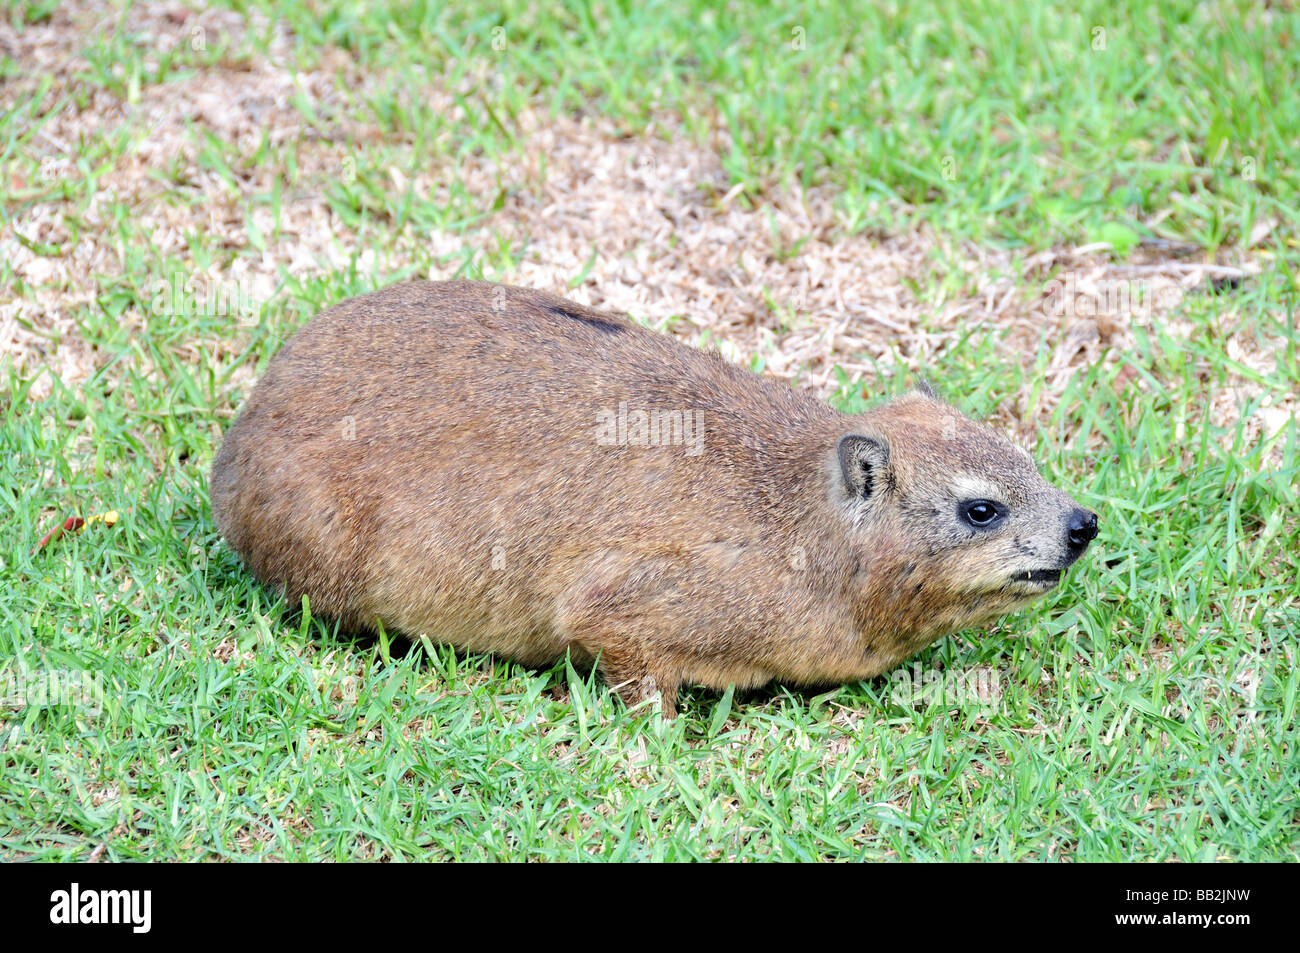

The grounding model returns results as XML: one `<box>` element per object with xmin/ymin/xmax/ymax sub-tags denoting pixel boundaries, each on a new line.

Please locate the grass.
<box><xmin>1</xmin><ymin>0</ymin><xmax>1297</xmax><ymax>860</ymax></box>
<box><xmin>235</xmin><ymin>0</ymin><xmax>1300</xmax><ymax>252</ymax></box>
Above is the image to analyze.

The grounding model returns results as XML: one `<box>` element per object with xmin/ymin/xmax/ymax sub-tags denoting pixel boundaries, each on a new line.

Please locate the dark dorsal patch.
<box><xmin>546</xmin><ymin>303</ymin><xmax>623</xmax><ymax>334</ymax></box>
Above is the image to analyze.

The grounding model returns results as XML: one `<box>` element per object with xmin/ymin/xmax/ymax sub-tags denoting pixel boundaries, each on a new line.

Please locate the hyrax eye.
<box><xmin>961</xmin><ymin>500</ymin><xmax>1005</xmax><ymax>528</ymax></box>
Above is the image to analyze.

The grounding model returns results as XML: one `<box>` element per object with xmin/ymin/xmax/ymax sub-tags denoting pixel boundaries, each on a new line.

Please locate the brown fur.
<box><xmin>211</xmin><ymin>280</ymin><xmax>1097</xmax><ymax>716</ymax></box>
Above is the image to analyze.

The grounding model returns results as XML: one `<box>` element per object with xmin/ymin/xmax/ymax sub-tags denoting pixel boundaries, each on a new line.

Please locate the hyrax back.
<box><xmin>211</xmin><ymin>280</ymin><xmax>1097</xmax><ymax>716</ymax></box>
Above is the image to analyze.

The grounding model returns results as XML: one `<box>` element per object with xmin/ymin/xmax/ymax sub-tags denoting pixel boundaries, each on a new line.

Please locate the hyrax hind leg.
<box><xmin>563</xmin><ymin>632</ymin><xmax>680</xmax><ymax>718</ymax></box>
<box><xmin>559</xmin><ymin>616</ymin><xmax>681</xmax><ymax>716</ymax></box>
<box><xmin>558</xmin><ymin>562</ymin><xmax>684</xmax><ymax>717</ymax></box>
<box><xmin>599</xmin><ymin>652</ymin><xmax>681</xmax><ymax>719</ymax></box>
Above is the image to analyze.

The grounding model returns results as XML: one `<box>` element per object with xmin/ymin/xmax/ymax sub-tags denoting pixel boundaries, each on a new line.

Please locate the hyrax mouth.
<box><xmin>970</xmin><ymin>568</ymin><xmax>1064</xmax><ymax>602</ymax></box>
<box><xmin>1014</xmin><ymin>568</ymin><xmax>1062</xmax><ymax>590</ymax></box>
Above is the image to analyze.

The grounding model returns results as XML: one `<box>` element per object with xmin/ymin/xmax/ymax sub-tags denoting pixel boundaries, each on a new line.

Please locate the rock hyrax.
<box><xmin>211</xmin><ymin>280</ymin><xmax>1098</xmax><ymax>716</ymax></box>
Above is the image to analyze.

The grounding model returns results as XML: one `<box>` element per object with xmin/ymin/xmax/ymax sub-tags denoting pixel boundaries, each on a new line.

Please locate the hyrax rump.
<box><xmin>211</xmin><ymin>280</ymin><xmax>1098</xmax><ymax>716</ymax></box>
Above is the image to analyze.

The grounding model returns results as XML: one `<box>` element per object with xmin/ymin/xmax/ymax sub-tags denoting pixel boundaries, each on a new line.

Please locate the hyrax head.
<box><xmin>832</xmin><ymin>388</ymin><xmax>1097</xmax><ymax>639</ymax></box>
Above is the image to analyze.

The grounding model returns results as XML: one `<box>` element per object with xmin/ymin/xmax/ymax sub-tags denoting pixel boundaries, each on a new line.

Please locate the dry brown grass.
<box><xmin>0</xmin><ymin>1</ymin><xmax>1288</xmax><ymax>446</ymax></box>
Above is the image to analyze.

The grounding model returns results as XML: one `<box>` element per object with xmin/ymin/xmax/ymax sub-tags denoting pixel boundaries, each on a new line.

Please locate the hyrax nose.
<box><xmin>1067</xmin><ymin>509</ymin><xmax>1098</xmax><ymax>552</ymax></box>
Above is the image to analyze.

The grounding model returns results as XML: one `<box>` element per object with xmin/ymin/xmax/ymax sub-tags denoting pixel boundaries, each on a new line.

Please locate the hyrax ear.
<box><xmin>836</xmin><ymin>434</ymin><xmax>890</xmax><ymax>499</ymax></box>
<box><xmin>914</xmin><ymin>378</ymin><xmax>938</xmax><ymax>400</ymax></box>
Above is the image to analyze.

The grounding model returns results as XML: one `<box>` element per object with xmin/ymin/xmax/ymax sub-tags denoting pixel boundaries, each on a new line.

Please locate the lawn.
<box><xmin>1</xmin><ymin>0</ymin><xmax>1296</xmax><ymax>860</ymax></box>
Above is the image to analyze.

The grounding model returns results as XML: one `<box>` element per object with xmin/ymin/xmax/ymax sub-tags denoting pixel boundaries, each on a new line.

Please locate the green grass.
<box><xmin>244</xmin><ymin>0</ymin><xmax>1300</xmax><ymax>252</ymax></box>
<box><xmin>1</xmin><ymin>0</ymin><xmax>1297</xmax><ymax>860</ymax></box>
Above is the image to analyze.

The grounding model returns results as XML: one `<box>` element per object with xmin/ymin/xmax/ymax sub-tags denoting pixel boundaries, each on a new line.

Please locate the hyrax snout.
<box><xmin>210</xmin><ymin>280</ymin><xmax>1097</xmax><ymax>716</ymax></box>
